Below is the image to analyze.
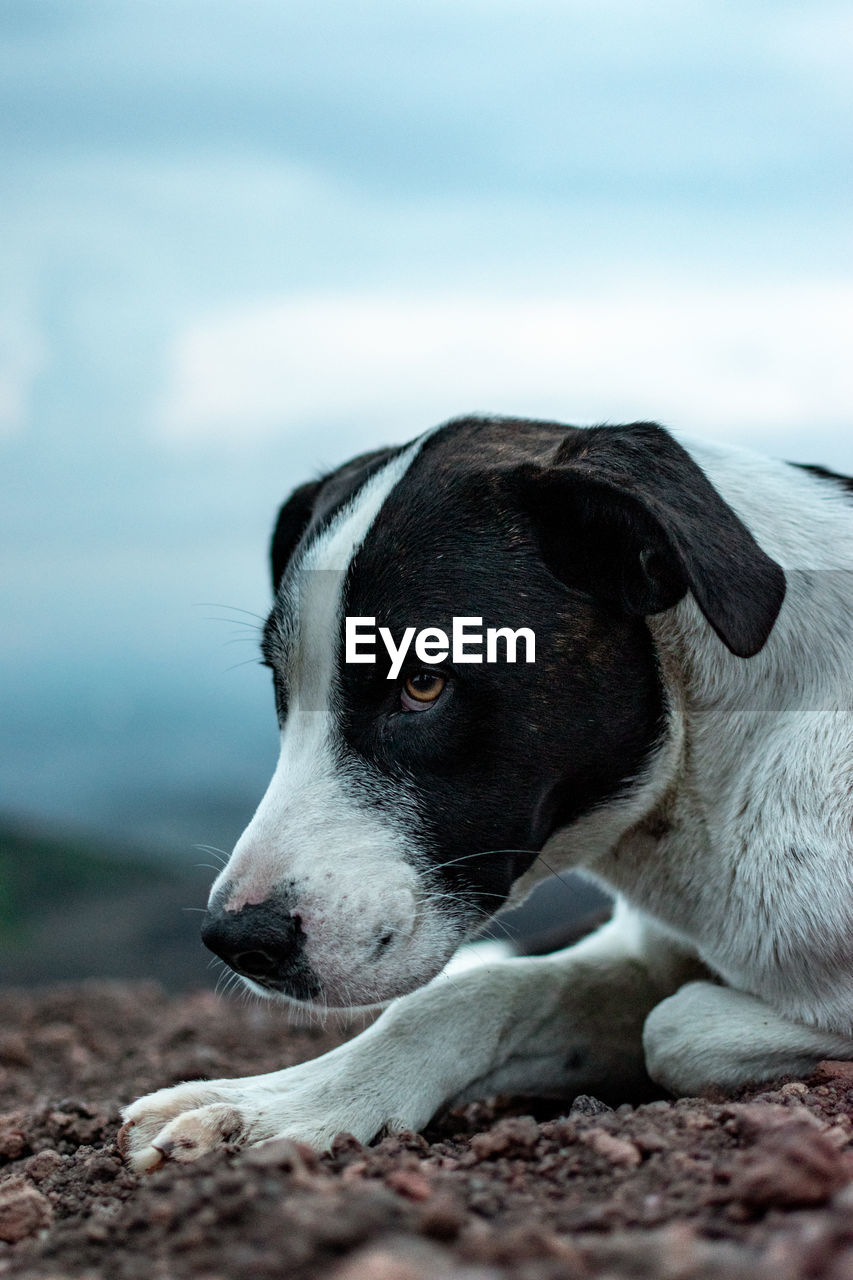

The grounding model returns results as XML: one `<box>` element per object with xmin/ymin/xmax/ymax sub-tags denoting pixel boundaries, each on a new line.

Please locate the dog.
<box><xmin>121</xmin><ymin>416</ymin><xmax>853</xmax><ymax>1172</ymax></box>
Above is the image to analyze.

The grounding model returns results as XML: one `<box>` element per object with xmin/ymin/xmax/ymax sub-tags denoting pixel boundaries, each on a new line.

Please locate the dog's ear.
<box><xmin>270</xmin><ymin>479</ymin><xmax>324</xmax><ymax>595</ymax></box>
<box><xmin>516</xmin><ymin>422</ymin><xmax>786</xmax><ymax>658</ymax></box>
<box><xmin>270</xmin><ymin>447</ymin><xmax>403</xmax><ymax>595</ymax></box>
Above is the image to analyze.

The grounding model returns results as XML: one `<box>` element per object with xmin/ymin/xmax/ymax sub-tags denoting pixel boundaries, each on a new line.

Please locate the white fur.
<box><xmin>592</xmin><ymin>440</ymin><xmax>853</xmax><ymax>1031</ymax></box>
<box><xmin>123</xmin><ymin>435</ymin><xmax>853</xmax><ymax>1172</ymax></box>
<box><xmin>212</xmin><ymin>432</ymin><xmax>463</xmax><ymax>1006</ymax></box>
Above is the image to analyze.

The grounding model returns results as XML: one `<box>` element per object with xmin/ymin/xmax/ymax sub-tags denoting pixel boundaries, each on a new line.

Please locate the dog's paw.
<box><xmin>119</xmin><ymin>1079</ymin><xmax>255</xmax><ymax>1172</ymax></box>
<box><xmin>119</xmin><ymin>1064</ymin><xmax>386</xmax><ymax>1173</ymax></box>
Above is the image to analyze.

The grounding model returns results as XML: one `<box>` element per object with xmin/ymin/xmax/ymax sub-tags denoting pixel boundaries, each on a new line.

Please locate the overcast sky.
<box><xmin>2</xmin><ymin>0</ymin><xmax>852</xmax><ymax>844</ymax></box>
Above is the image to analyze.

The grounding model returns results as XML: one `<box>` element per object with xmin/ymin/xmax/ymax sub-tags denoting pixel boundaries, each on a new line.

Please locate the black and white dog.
<box><xmin>122</xmin><ymin>417</ymin><xmax>853</xmax><ymax>1171</ymax></box>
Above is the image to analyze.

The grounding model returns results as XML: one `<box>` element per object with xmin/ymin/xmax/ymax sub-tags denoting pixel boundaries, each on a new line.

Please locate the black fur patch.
<box><xmin>335</xmin><ymin>420</ymin><xmax>671</xmax><ymax>919</ymax></box>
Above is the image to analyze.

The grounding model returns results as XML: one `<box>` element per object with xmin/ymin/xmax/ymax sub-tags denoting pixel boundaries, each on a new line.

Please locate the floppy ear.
<box><xmin>270</xmin><ymin>479</ymin><xmax>324</xmax><ymax>594</ymax></box>
<box><xmin>270</xmin><ymin>446</ymin><xmax>403</xmax><ymax>595</ymax></box>
<box><xmin>517</xmin><ymin>422</ymin><xmax>786</xmax><ymax>658</ymax></box>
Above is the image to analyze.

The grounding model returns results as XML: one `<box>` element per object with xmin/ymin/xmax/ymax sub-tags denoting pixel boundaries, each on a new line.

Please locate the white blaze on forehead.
<box><xmin>280</xmin><ymin>434</ymin><xmax>429</xmax><ymax>714</ymax></box>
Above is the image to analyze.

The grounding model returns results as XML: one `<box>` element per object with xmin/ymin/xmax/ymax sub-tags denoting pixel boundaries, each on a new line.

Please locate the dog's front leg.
<box><xmin>121</xmin><ymin>904</ymin><xmax>695</xmax><ymax>1172</ymax></box>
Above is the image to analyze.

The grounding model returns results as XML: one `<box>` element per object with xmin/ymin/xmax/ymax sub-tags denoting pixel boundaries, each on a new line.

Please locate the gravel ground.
<box><xmin>3</xmin><ymin>982</ymin><xmax>853</xmax><ymax>1279</ymax></box>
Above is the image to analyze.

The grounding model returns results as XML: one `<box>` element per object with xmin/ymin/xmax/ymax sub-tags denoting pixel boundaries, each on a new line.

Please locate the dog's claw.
<box><xmin>117</xmin><ymin>1117</ymin><xmax>168</xmax><ymax>1174</ymax></box>
<box><xmin>121</xmin><ymin>1090</ymin><xmax>252</xmax><ymax>1173</ymax></box>
<box><xmin>114</xmin><ymin>1119</ymin><xmax>134</xmax><ymax>1159</ymax></box>
<box><xmin>133</xmin><ymin>1144</ymin><xmax>168</xmax><ymax>1174</ymax></box>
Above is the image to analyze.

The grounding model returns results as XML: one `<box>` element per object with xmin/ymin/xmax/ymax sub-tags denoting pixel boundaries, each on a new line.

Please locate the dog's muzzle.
<box><xmin>201</xmin><ymin>900</ymin><xmax>320</xmax><ymax>1001</ymax></box>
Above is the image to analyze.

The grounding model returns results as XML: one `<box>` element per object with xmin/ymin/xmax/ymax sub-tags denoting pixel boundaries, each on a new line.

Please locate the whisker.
<box><xmin>435</xmin><ymin>847</ymin><xmax>537</xmax><ymax>871</ymax></box>
<box><xmin>424</xmin><ymin>885</ymin><xmax>509</xmax><ymax>901</ymax></box>
<box><xmin>196</xmin><ymin>602</ymin><xmax>267</xmax><ymax>623</ymax></box>
<box><xmin>418</xmin><ymin>890</ymin><xmax>514</xmax><ymax>942</ymax></box>
<box><xmin>192</xmin><ymin>845</ymin><xmax>229</xmax><ymax>866</ymax></box>
<box><xmin>214</xmin><ymin>966</ymin><xmax>237</xmax><ymax>998</ymax></box>
<box><xmin>202</xmin><ymin>617</ymin><xmax>262</xmax><ymax>630</ymax></box>
<box><xmin>534</xmin><ymin>852</ymin><xmax>583</xmax><ymax>901</ymax></box>
<box><xmin>220</xmin><ymin>636</ymin><xmax>264</xmax><ymax>649</ymax></box>
<box><xmin>225</xmin><ymin>657</ymin><xmax>264</xmax><ymax>673</ymax></box>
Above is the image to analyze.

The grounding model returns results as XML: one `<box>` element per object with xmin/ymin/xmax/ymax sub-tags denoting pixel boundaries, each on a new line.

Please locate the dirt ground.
<box><xmin>4</xmin><ymin>984</ymin><xmax>853</xmax><ymax>1279</ymax></box>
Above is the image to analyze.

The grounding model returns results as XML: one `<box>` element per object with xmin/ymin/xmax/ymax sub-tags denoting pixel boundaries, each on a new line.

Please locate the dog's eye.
<box><xmin>401</xmin><ymin>671</ymin><xmax>446</xmax><ymax>711</ymax></box>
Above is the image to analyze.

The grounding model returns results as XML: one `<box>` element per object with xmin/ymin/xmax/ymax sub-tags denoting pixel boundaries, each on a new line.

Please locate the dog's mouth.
<box><xmin>234</xmin><ymin>969</ymin><xmax>322</xmax><ymax>1004</ymax></box>
<box><xmin>222</xmin><ymin>921</ymin><xmax>471</xmax><ymax>1011</ymax></box>
<box><xmin>203</xmin><ymin>879</ymin><xmax>479</xmax><ymax>1009</ymax></box>
<box><xmin>240</xmin><ymin>973</ymin><xmax>397</xmax><ymax>1014</ymax></box>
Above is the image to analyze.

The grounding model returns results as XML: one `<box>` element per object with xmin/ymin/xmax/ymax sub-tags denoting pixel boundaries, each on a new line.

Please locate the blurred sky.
<box><xmin>1</xmin><ymin>0</ymin><xmax>852</xmax><ymax>854</ymax></box>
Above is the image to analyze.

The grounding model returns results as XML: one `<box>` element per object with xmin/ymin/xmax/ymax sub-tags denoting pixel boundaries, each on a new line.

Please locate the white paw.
<box><xmin>119</xmin><ymin>1079</ymin><xmax>252</xmax><ymax>1172</ymax></box>
<box><xmin>118</xmin><ymin>1061</ymin><xmax>390</xmax><ymax>1173</ymax></box>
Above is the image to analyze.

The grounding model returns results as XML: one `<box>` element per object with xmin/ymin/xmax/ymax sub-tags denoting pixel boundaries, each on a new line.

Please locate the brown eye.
<box><xmin>401</xmin><ymin>670</ymin><xmax>446</xmax><ymax>710</ymax></box>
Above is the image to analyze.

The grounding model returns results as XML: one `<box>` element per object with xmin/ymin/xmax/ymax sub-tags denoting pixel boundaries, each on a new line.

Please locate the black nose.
<box><xmin>201</xmin><ymin>901</ymin><xmax>319</xmax><ymax>1000</ymax></box>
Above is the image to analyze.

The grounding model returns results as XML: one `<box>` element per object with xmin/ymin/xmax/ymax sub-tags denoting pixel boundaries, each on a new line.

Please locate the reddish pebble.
<box><xmin>580</xmin><ymin>1128</ymin><xmax>642</xmax><ymax>1168</ymax></box>
<box><xmin>385</xmin><ymin>1168</ymin><xmax>432</xmax><ymax>1201</ymax></box>
<box><xmin>0</xmin><ymin>1178</ymin><xmax>53</xmax><ymax>1243</ymax></box>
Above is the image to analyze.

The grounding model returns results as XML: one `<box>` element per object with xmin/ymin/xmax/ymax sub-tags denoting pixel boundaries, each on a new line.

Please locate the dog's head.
<box><xmin>202</xmin><ymin>418</ymin><xmax>785</xmax><ymax>1006</ymax></box>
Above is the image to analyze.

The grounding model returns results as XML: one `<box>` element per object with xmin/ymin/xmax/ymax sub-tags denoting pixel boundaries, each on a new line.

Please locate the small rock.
<box><xmin>241</xmin><ymin>1137</ymin><xmax>318</xmax><ymax>1172</ymax></box>
<box><xmin>632</xmin><ymin>1128</ymin><xmax>669</xmax><ymax>1154</ymax></box>
<box><xmin>0</xmin><ymin>1178</ymin><xmax>53</xmax><ymax>1243</ymax></box>
<box><xmin>681</xmin><ymin>1112</ymin><xmax>716</xmax><ymax>1131</ymax></box>
<box><xmin>0</xmin><ymin>1033</ymin><xmax>31</xmax><ymax>1068</ymax></box>
<box><xmin>377</xmin><ymin>1129</ymin><xmax>430</xmax><ymax>1155</ymax></box>
<box><xmin>728</xmin><ymin>1122</ymin><xmax>849</xmax><ymax>1207</ymax></box>
<box><xmin>0</xmin><ymin>1123</ymin><xmax>28</xmax><ymax>1162</ymax></box>
<box><xmin>417</xmin><ymin>1195</ymin><xmax>467</xmax><ymax>1241</ymax></box>
<box><xmin>725</xmin><ymin>1102</ymin><xmax>820</xmax><ymax>1139</ymax></box>
<box><xmin>824</xmin><ymin>1125</ymin><xmax>851</xmax><ymax>1149</ymax></box>
<box><xmin>330</xmin><ymin>1132</ymin><xmax>365</xmax><ymax>1158</ymax></box>
<box><xmin>385</xmin><ymin>1168</ymin><xmax>432</xmax><ymax>1201</ymax></box>
<box><xmin>468</xmin><ymin>1116</ymin><xmax>540</xmax><ymax>1160</ymax></box>
<box><xmin>23</xmin><ymin>1150</ymin><xmax>63</xmax><ymax>1182</ymax></box>
<box><xmin>569</xmin><ymin>1095</ymin><xmax>612</xmax><ymax>1116</ymax></box>
<box><xmin>83</xmin><ymin>1153</ymin><xmax>122</xmax><ymax>1183</ymax></box>
<box><xmin>815</xmin><ymin>1060</ymin><xmax>853</xmax><ymax>1084</ymax></box>
<box><xmin>330</xmin><ymin>1241</ymin><xmax>445</xmax><ymax>1280</ymax></box>
<box><xmin>580</xmin><ymin>1128</ymin><xmax>642</xmax><ymax>1168</ymax></box>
